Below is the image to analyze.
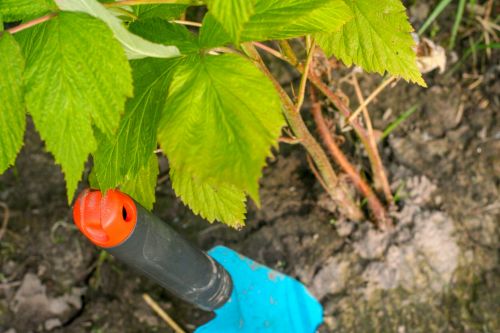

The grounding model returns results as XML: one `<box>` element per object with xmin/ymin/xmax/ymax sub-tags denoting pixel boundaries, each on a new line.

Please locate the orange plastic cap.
<box><xmin>73</xmin><ymin>189</ymin><xmax>137</xmax><ymax>248</ymax></box>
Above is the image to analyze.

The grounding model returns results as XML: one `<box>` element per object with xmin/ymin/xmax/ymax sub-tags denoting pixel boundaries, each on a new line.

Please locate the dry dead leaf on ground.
<box><xmin>416</xmin><ymin>37</ymin><xmax>447</xmax><ymax>74</ymax></box>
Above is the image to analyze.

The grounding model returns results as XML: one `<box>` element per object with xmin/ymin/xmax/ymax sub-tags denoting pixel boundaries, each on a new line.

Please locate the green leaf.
<box><xmin>158</xmin><ymin>54</ymin><xmax>284</xmax><ymax>203</ymax></box>
<box><xmin>133</xmin><ymin>4</ymin><xmax>187</xmax><ymax>20</ymax></box>
<box><xmin>0</xmin><ymin>33</ymin><xmax>25</xmax><ymax>173</ymax></box>
<box><xmin>198</xmin><ymin>13</ymin><xmax>232</xmax><ymax>48</ymax></box>
<box><xmin>170</xmin><ymin>167</ymin><xmax>246</xmax><ymax>227</ymax></box>
<box><xmin>88</xmin><ymin>165</ymin><xmax>99</xmax><ymax>188</ymax></box>
<box><xmin>93</xmin><ymin>58</ymin><xmax>179</xmax><ymax>190</ymax></box>
<box><xmin>129</xmin><ymin>18</ymin><xmax>199</xmax><ymax>54</ymax></box>
<box><xmin>206</xmin><ymin>0</ymin><xmax>353</xmax><ymax>43</ymax></box>
<box><xmin>207</xmin><ymin>0</ymin><xmax>254</xmax><ymax>44</ymax></box>
<box><xmin>316</xmin><ymin>0</ymin><xmax>426</xmax><ymax>86</ymax></box>
<box><xmin>55</xmin><ymin>0</ymin><xmax>180</xmax><ymax>59</ymax></box>
<box><xmin>0</xmin><ymin>0</ymin><xmax>56</xmax><ymax>21</ymax></box>
<box><xmin>240</xmin><ymin>0</ymin><xmax>353</xmax><ymax>41</ymax></box>
<box><xmin>17</xmin><ymin>12</ymin><xmax>133</xmax><ymax>200</ymax></box>
<box><xmin>120</xmin><ymin>154</ymin><xmax>159</xmax><ymax>210</ymax></box>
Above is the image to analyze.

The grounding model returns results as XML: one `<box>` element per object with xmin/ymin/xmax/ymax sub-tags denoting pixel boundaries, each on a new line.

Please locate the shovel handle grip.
<box><xmin>73</xmin><ymin>189</ymin><xmax>232</xmax><ymax>311</ymax></box>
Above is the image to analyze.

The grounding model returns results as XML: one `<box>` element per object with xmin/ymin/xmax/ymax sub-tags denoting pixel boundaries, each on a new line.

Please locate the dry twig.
<box><xmin>351</xmin><ymin>75</ymin><xmax>393</xmax><ymax>203</ymax></box>
<box><xmin>143</xmin><ymin>294</ymin><xmax>186</xmax><ymax>333</ymax></box>
<box><xmin>0</xmin><ymin>202</ymin><xmax>10</xmax><ymax>241</ymax></box>
<box><xmin>347</xmin><ymin>77</ymin><xmax>398</xmax><ymax>124</ymax></box>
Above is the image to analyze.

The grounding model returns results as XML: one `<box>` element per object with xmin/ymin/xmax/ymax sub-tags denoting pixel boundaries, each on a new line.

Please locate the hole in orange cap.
<box><xmin>122</xmin><ymin>206</ymin><xmax>128</xmax><ymax>221</ymax></box>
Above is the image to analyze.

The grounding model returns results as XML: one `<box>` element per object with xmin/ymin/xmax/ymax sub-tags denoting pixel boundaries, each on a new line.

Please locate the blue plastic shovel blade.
<box><xmin>196</xmin><ymin>246</ymin><xmax>323</xmax><ymax>333</ymax></box>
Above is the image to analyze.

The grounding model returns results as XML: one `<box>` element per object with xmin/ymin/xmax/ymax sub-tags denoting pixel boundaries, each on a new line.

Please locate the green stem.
<box><xmin>295</xmin><ymin>36</ymin><xmax>314</xmax><ymax>111</ymax></box>
<box><xmin>261</xmin><ymin>40</ymin><xmax>393</xmax><ymax>204</ymax></box>
<box><xmin>243</xmin><ymin>43</ymin><xmax>364</xmax><ymax>222</ymax></box>
<box><xmin>278</xmin><ymin>40</ymin><xmax>299</xmax><ymax>66</ymax></box>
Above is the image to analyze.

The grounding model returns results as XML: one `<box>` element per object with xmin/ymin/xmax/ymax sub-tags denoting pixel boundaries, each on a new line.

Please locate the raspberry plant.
<box><xmin>0</xmin><ymin>0</ymin><xmax>424</xmax><ymax>229</ymax></box>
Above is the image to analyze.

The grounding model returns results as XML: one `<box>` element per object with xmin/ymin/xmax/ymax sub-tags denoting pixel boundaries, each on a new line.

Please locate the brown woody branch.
<box><xmin>243</xmin><ymin>43</ymin><xmax>364</xmax><ymax>221</ymax></box>
<box><xmin>310</xmin><ymin>88</ymin><xmax>392</xmax><ymax>229</ymax></box>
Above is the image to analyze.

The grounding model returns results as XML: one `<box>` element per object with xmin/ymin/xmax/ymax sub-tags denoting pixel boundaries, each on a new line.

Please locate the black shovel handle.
<box><xmin>73</xmin><ymin>189</ymin><xmax>232</xmax><ymax>311</ymax></box>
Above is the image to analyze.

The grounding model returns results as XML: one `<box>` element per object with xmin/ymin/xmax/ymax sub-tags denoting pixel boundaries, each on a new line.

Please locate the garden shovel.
<box><xmin>73</xmin><ymin>189</ymin><xmax>323</xmax><ymax>332</ymax></box>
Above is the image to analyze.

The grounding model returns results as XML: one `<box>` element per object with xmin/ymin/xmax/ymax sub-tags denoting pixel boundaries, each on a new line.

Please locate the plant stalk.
<box><xmin>264</xmin><ymin>40</ymin><xmax>393</xmax><ymax>204</ymax></box>
<box><xmin>295</xmin><ymin>36</ymin><xmax>314</xmax><ymax>111</ymax></box>
<box><xmin>243</xmin><ymin>43</ymin><xmax>364</xmax><ymax>221</ymax></box>
<box><xmin>310</xmin><ymin>89</ymin><xmax>391</xmax><ymax>229</ymax></box>
<box><xmin>351</xmin><ymin>75</ymin><xmax>394</xmax><ymax>202</ymax></box>
<box><xmin>308</xmin><ymin>72</ymin><xmax>393</xmax><ymax>203</ymax></box>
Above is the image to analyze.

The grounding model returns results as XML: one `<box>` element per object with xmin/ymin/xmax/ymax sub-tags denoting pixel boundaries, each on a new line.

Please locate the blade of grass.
<box><xmin>468</xmin><ymin>0</ymin><xmax>477</xmax><ymax>18</ymax></box>
<box><xmin>382</xmin><ymin>104</ymin><xmax>419</xmax><ymax>140</ymax></box>
<box><xmin>446</xmin><ymin>42</ymin><xmax>500</xmax><ymax>76</ymax></box>
<box><xmin>393</xmin><ymin>182</ymin><xmax>406</xmax><ymax>204</ymax></box>
<box><xmin>418</xmin><ymin>0</ymin><xmax>453</xmax><ymax>36</ymax></box>
<box><xmin>449</xmin><ymin>0</ymin><xmax>467</xmax><ymax>49</ymax></box>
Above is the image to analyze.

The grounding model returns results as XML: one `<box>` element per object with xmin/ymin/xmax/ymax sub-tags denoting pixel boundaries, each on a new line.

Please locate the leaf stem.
<box><xmin>208</xmin><ymin>47</ymin><xmax>241</xmax><ymax>55</ymax></box>
<box><xmin>295</xmin><ymin>36</ymin><xmax>314</xmax><ymax>111</ymax></box>
<box><xmin>4</xmin><ymin>13</ymin><xmax>57</xmax><ymax>34</ymax></box>
<box><xmin>253</xmin><ymin>42</ymin><xmax>289</xmax><ymax>63</ymax></box>
<box><xmin>309</xmin><ymin>89</ymin><xmax>391</xmax><ymax>229</ymax></box>
<box><xmin>278</xmin><ymin>40</ymin><xmax>299</xmax><ymax>66</ymax></box>
<box><xmin>104</xmin><ymin>0</ymin><xmax>203</xmax><ymax>8</ymax></box>
<box><xmin>243</xmin><ymin>43</ymin><xmax>364</xmax><ymax>222</ymax></box>
<box><xmin>172</xmin><ymin>20</ymin><xmax>202</xmax><ymax>27</ymax></box>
